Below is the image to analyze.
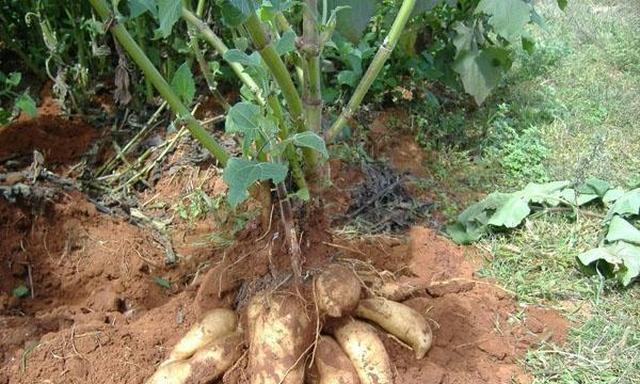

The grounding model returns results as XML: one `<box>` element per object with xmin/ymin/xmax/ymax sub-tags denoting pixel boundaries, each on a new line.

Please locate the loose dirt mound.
<box><xmin>0</xmin><ymin>195</ymin><xmax>568</xmax><ymax>384</ymax></box>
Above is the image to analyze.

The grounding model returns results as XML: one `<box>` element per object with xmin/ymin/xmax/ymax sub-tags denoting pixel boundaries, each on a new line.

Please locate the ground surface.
<box><xmin>1</xmin><ymin>1</ymin><xmax>639</xmax><ymax>384</ymax></box>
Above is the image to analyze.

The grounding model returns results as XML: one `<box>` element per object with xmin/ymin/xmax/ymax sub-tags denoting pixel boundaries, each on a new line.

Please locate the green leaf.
<box><xmin>223</xmin><ymin>158</ymin><xmax>288</xmax><ymax>207</ymax></box>
<box><xmin>326</xmin><ymin>0</ymin><xmax>377</xmax><ymax>43</ymax></box>
<box><xmin>557</xmin><ymin>0</ymin><xmax>568</xmax><ymax>11</ymax></box>
<box><xmin>223</xmin><ymin>49</ymin><xmax>262</xmax><ymax>67</ymax></box>
<box><xmin>128</xmin><ymin>0</ymin><xmax>157</xmax><ymax>18</ymax></box>
<box><xmin>522</xmin><ymin>36</ymin><xmax>535</xmax><ymax>54</ymax></box>
<box><xmin>578</xmin><ymin>242</ymin><xmax>640</xmax><ymax>286</ymax></box>
<box><xmin>606</xmin><ymin>216</ymin><xmax>640</xmax><ymax>245</ymax></box>
<box><xmin>6</xmin><ymin>72</ymin><xmax>21</xmax><ymax>87</ymax></box>
<box><xmin>170</xmin><ymin>62</ymin><xmax>195</xmax><ymax>105</ymax></box>
<box><xmin>275</xmin><ymin>30</ymin><xmax>296</xmax><ymax>56</ymax></box>
<box><xmin>487</xmin><ymin>194</ymin><xmax>530</xmax><ymax>228</ymax></box>
<box><xmin>453</xmin><ymin>48</ymin><xmax>510</xmax><ymax>105</ymax></box>
<box><xmin>560</xmin><ymin>189</ymin><xmax>599</xmax><ymax>207</ymax></box>
<box><xmin>15</xmin><ymin>93</ymin><xmax>37</xmax><ymax>117</ymax></box>
<box><xmin>605</xmin><ymin>188</ymin><xmax>640</xmax><ymax>221</ymax></box>
<box><xmin>476</xmin><ymin>0</ymin><xmax>531</xmax><ymax>43</ymax></box>
<box><xmin>520</xmin><ymin>180</ymin><xmax>571</xmax><ymax>205</ymax></box>
<box><xmin>221</xmin><ymin>0</ymin><xmax>257</xmax><ymax>26</ymax></box>
<box><xmin>446</xmin><ymin>222</ymin><xmax>486</xmax><ymax>244</ymax></box>
<box><xmin>153</xmin><ymin>276</ymin><xmax>172</xmax><ymax>289</ymax></box>
<box><xmin>284</xmin><ymin>132</ymin><xmax>329</xmax><ymax>158</ymax></box>
<box><xmin>12</xmin><ymin>285</ymin><xmax>30</xmax><ymax>298</ymax></box>
<box><xmin>576</xmin><ymin>177</ymin><xmax>610</xmax><ymax>197</ymax></box>
<box><xmin>603</xmin><ymin>187</ymin><xmax>625</xmax><ymax>206</ymax></box>
<box><xmin>154</xmin><ymin>0</ymin><xmax>182</xmax><ymax>38</ymax></box>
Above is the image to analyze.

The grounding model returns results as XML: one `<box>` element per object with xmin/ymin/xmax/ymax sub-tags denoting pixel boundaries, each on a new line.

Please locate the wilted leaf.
<box><xmin>476</xmin><ymin>0</ymin><xmax>532</xmax><ymax>43</ymax></box>
<box><xmin>576</xmin><ymin>177</ymin><xmax>610</xmax><ymax>197</ymax></box>
<box><xmin>605</xmin><ymin>188</ymin><xmax>640</xmax><ymax>221</ymax></box>
<box><xmin>560</xmin><ymin>189</ymin><xmax>599</xmax><ymax>207</ymax></box>
<box><xmin>487</xmin><ymin>194</ymin><xmax>530</xmax><ymax>228</ymax></box>
<box><xmin>223</xmin><ymin>158</ymin><xmax>288</xmax><ymax>207</ymax></box>
<box><xmin>578</xmin><ymin>242</ymin><xmax>640</xmax><ymax>286</ymax></box>
<box><xmin>520</xmin><ymin>180</ymin><xmax>571</xmax><ymax>205</ymax></box>
<box><xmin>603</xmin><ymin>187</ymin><xmax>625</xmax><ymax>206</ymax></box>
<box><xmin>606</xmin><ymin>216</ymin><xmax>640</xmax><ymax>245</ymax></box>
<box><xmin>170</xmin><ymin>62</ymin><xmax>195</xmax><ymax>104</ymax></box>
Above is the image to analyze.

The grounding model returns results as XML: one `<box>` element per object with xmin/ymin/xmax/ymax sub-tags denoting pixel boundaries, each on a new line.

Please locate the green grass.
<box><xmin>416</xmin><ymin>0</ymin><xmax>640</xmax><ymax>383</ymax></box>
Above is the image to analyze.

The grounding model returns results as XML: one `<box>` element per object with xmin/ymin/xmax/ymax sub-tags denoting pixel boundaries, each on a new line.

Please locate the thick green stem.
<box><xmin>244</xmin><ymin>13</ymin><xmax>317</xmax><ymax>170</ymax></box>
<box><xmin>89</xmin><ymin>0</ymin><xmax>230</xmax><ymax>166</ymax></box>
<box><xmin>181</xmin><ymin>8</ymin><xmax>265</xmax><ymax>105</ymax></box>
<box><xmin>302</xmin><ymin>0</ymin><xmax>322</xmax><ymax>134</ymax></box>
<box><xmin>326</xmin><ymin>0</ymin><xmax>416</xmax><ymax>142</ymax></box>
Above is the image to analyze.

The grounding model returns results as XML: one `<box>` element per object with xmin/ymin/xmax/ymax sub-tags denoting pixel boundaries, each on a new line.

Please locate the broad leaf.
<box><xmin>326</xmin><ymin>0</ymin><xmax>377</xmax><ymax>43</ymax></box>
<box><xmin>605</xmin><ymin>188</ymin><xmax>640</xmax><ymax>221</ymax></box>
<box><xmin>576</xmin><ymin>177</ymin><xmax>610</xmax><ymax>198</ymax></box>
<box><xmin>282</xmin><ymin>132</ymin><xmax>329</xmax><ymax>158</ymax></box>
<box><xmin>155</xmin><ymin>0</ymin><xmax>182</xmax><ymax>38</ymax></box>
<box><xmin>224</xmin><ymin>49</ymin><xmax>262</xmax><ymax>67</ymax></box>
<box><xmin>15</xmin><ymin>93</ymin><xmax>37</xmax><ymax>117</ymax></box>
<box><xmin>128</xmin><ymin>0</ymin><xmax>157</xmax><ymax>18</ymax></box>
<box><xmin>476</xmin><ymin>0</ymin><xmax>531</xmax><ymax>43</ymax></box>
<box><xmin>578</xmin><ymin>242</ymin><xmax>640</xmax><ymax>286</ymax></box>
<box><xmin>560</xmin><ymin>189</ymin><xmax>599</xmax><ymax>207</ymax></box>
<box><xmin>487</xmin><ymin>194</ymin><xmax>530</xmax><ymax>228</ymax></box>
<box><xmin>520</xmin><ymin>180</ymin><xmax>571</xmax><ymax>205</ymax></box>
<box><xmin>170</xmin><ymin>62</ymin><xmax>195</xmax><ymax>105</ymax></box>
<box><xmin>603</xmin><ymin>187</ymin><xmax>625</xmax><ymax>206</ymax></box>
<box><xmin>275</xmin><ymin>30</ymin><xmax>297</xmax><ymax>56</ymax></box>
<box><xmin>223</xmin><ymin>158</ymin><xmax>288</xmax><ymax>207</ymax></box>
<box><xmin>453</xmin><ymin>47</ymin><xmax>511</xmax><ymax>105</ymax></box>
<box><xmin>221</xmin><ymin>0</ymin><xmax>257</xmax><ymax>26</ymax></box>
<box><xmin>606</xmin><ymin>216</ymin><xmax>640</xmax><ymax>245</ymax></box>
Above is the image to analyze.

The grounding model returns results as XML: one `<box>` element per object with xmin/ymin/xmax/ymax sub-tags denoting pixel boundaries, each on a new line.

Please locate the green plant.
<box><xmin>0</xmin><ymin>72</ymin><xmax>37</xmax><ymax>124</ymax></box>
<box><xmin>448</xmin><ymin>177</ymin><xmax>640</xmax><ymax>286</ymax></box>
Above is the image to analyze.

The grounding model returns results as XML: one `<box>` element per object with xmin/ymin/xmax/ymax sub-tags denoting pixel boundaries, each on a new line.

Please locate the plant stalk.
<box><xmin>302</xmin><ymin>0</ymin><xmax>322</xmax><ymax>134</ymax></box>
<box><xmin>89</xmin><ymin>0</ymin><xmax>230</xmax><ymax>166</ymax></box>
<box><xmin>181</xmin><ymin>8</ymin><xmax>265</xmax><ymax>105</ymax></box>
<box><xmin>325</xmin><ymin>0</ymin><xmax>416</xmax><ymax>142</ymax></box>
<box><xmin>244</xmin><ymin>13</ymin><xmax>317</xmax><ymax>171</ymax></box>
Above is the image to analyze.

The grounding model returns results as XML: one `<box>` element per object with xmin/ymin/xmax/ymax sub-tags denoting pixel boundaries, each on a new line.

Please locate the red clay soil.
<box><xmin>0</xmin><ymin>112</ymin><xmax>568</xmax><ymax>384</ymax></box>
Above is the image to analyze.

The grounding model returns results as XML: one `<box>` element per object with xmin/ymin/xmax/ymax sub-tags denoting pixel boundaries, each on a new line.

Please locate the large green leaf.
<box><xmin>520</xmin><ymin>180</ymin><xmax>571</xmax><ymax>205</ymax></box>
<box><xmin>221</xmin><ymin>0</ymin><xmax>257</xmax><ymax>26</ymax></box>
<box><xmin>487</xmin><ymin>194</ymin><xmax>530</xmax><ymax>228</ymax></box>
<box><xmin>605</xmin><ymin>188</ymin><xmax>640</xmax><ymax>221</ymax></box>
<box><xmin>275</xmin><ymin>30</ymin><xmax>296</xmax><ymax>56</ymax></box>
<box><xmin>155</xmin><ymin>0</ymin><xmax>182</xmax><ymax>38</ymax></box>
<box><xmin>223</xmin><ymin>158</ymin><xmax>288</xmax><ymax>207</ymax></box>
<box><xmin>170</xmin><ymin>62</ymin><xmax>195</xmax><ymax>105</ymax></box>
<box><xmin>606</xmin><ymin>216</ymin><xmax>640</xmax><ymax>245</ymax></box>
<box><xmin>453</xmin><ymin>47</ymin><xmax>511</xmax><ymax>105</ymax></box>
<box><xmin>476</xmin><ymin>0</ymin><xmax>531</xmax><ymax>43</ymax></box>
<box><xmin>576</xmin><ymin>177</ymin><xmax>610</xmax><ymax>198</ymax></box>
<box><xmin>559</xmin><ymin>189</ymin><xmax>599</xmax><ymax>207</ymax></box>
<box><xmin>578</xmin><ymin>242</ymin><xmax>640</xmax><ymax>286</ymax></box>
<box><xmin>326</xmin><ymin>0</ymin><xmax>377</xmax><ymax>43</ymax></box>
<box><xmin>128</xmin><ymin>0</ymin><xmax>157</xmax><ymax>18</ymax></box>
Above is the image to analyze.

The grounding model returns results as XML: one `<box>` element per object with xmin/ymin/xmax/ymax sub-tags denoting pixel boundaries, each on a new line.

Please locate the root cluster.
<box><xmin>146</xmin><ymin>263</ymin><xmax>433</xmax><ymax>384</ymax></box>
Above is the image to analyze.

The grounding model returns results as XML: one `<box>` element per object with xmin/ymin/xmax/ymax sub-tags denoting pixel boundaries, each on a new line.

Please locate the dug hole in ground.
<box><xmin>0</xmin><ymin>105</ymin><xmax>568</xmax><ymax>384</ymax></box>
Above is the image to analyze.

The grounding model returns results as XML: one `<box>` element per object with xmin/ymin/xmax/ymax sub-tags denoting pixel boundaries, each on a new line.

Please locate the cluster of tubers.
<box><xmin>146</xmin><ymin>264</ymin><xmax>433</xmax><ymax>384</ymax></box>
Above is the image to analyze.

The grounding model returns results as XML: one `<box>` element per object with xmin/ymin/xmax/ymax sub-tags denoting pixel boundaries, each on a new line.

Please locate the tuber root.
<box><xmin>168</xmin><ymin>308</ymin><xmax>238</xmax><ymax>362</ymax></box>
<box><xmin>355</xmin><ymin>297</ymin><xmax>432</xmax><ymax>359</ymax></box>
<box><xmin>247</xmin><ymin>292</ymin><xmax>313</xmax><ymax>384</ymax></box>
<box><xmin>146</xmin><ymin>331</ymin><xmax>244</xmax><ymax>384</ymax></box>
<box><xmin>331</xmin><ymin>319</ymin><xmax>394</xmax><ymax>384</ymax></box>
<box><xmin>306</xmin><ymin>336</ymin><xmax>360</xmax><ymax>384</ymax></box>
<box><xmin>315</xmin><ymin>264</ymin><xmax>361</xmax><ymax>317</ymax></box>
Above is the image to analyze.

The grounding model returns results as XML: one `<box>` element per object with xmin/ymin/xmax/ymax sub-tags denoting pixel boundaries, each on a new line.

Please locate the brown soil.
<box><xmin>0</xmin><ymin>110</ymin><xmax>569</xmax><ymax>384</ymax></box>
